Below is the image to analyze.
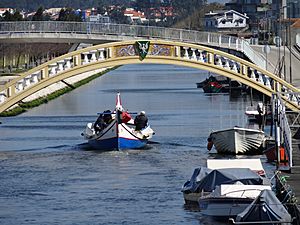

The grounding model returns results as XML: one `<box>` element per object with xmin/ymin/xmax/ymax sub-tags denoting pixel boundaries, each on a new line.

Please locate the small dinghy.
<box><xmin>207</xmin><ymin>126</ymin><xmax>266</xmax><ymax>155</ymax></box>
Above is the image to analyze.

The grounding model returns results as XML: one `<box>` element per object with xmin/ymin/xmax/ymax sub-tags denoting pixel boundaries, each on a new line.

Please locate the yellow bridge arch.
<box><xmin>0</xmin><ymin>40</ymin><xmax>300</xmax><ymax>113</ymax></box>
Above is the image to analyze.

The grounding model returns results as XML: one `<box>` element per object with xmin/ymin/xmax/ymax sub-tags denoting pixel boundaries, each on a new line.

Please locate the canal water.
<box><xmin>0</xmin><ymin>64</ymin><xmax>274</xmax><ymax>224</ymax></box>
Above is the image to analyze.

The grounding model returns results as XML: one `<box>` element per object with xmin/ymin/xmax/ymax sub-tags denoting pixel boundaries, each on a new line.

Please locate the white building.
<box><xmin>205</xmin><ymin>10</ymin><xmax>249</xmax><ymax>32</ymax></box>
<box><xmin>87</xmin><ymin>14</ymin><xmax>110</xmax><ymax>23</ymax></box>
<box><xmin>124</xmin><ymin>8</ymin><xmax>148</xmax><ymax>24</ymax></box>
<box><xmin>0</xmin><ymin>8</ymin><xmax>13</xmax><ymax>17</ymax></box>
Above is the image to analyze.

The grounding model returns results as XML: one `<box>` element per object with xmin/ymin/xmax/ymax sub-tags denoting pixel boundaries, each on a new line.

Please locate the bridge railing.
<box><xmin>0</xmin><ymin>21</ymin><xmax>265</xmax><ymax>68</ymax></box>
<box><xmin>0</xmin><ymin>40</ymin><xmax>299</xmax><ymax>113</ymax></box>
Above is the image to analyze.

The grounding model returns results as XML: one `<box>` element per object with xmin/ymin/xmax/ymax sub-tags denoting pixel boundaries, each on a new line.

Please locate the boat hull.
<box><xmin>202</xmin><ymin>82</ymin><xmax>223</xmax><ymax>93</ymax></box>
<box><xmin>209</xmin><ymin>127</ymin><xmax>265</xmax><ymax>154</ymax></box>
<box><xmin>199</xmin><ymin>197</ymin><xmax>254</xmax><ymax>219</ymax></box>
<box><xmin>88</xmin><ymin>136</ymin><xmax>148</xmax><ymax>151</ymax></box>
<box><xmin>183</xmin><ymin>192</ymin><xmax>210</xmax><ymax>205</ymax></box>
<box><xmin>85</xmin><ymin>121</ymin><xmax>152</xmax><ymax>151</ymax></box>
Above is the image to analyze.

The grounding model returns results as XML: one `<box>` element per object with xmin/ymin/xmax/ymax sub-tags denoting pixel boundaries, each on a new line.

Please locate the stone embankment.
<box><xmin>0</xmin><ymin>67</ymin><xmax>112</xmax><ymax>116</ymax></box>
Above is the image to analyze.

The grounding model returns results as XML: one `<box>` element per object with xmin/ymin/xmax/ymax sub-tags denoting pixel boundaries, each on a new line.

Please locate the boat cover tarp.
<box><xmin>208</xmin><ymin>184</ymin><xmax>271</xmax><ymax>198</ymax></box>
<box><xmin>182</xmin><ymin>167</ymin><xmax>263</xmax><ymax>193</ymax></box>
<box><xmin>181</xmin><ymin>167</ymin><xmax>212</xmax><ymax>193</ymax></box>
<box><xmin>236</xmin><ymin>189</ymin><xmax>292</xmax><ymax>224</ymax></box>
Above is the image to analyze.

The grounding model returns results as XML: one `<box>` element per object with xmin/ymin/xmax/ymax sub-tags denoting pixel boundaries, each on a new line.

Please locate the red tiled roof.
<box><xmin>291</xmin><ymin>18</ymin><xmax>300</xmax><ymax>28</ymax></box>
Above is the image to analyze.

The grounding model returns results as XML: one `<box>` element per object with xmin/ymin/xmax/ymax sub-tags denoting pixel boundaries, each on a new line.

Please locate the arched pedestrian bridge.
<box><xmin>0</xmin><ymin>40</ymin><xmax>299</xmax><ymax>113</ymax></box>
<box><xmin>0</xmin><ymin>21</ymin><xmax>265</xmax><ymax>69</ymax></box>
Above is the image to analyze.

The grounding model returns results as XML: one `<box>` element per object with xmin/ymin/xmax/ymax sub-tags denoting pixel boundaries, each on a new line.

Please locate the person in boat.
<box><xmin>94</xmin><ymin>110</ymin><xmax>112</xmax><ymax>133</ymax></box>
<box><xmin>256</xmin><ymin>102</ymin><xmax>265</xmax><ymax>130</ymax></box>
<box><xmin>134</xmin><ymin>111</ymin><xmax>148</xmax><ymax>131</ymax></box>
<box><xmin>94</xmin><ymin>114</ymin><xmax>106</xmax><ymax>133</ymax></box>
<box><xmin>102</xmin><ymin>110</ymin><xmax>112</xmax><ymax>124</ymax></box>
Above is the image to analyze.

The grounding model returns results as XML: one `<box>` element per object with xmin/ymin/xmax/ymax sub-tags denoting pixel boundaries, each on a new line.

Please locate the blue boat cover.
<box><xmin>182</xmin><ymin>167</ymin><xmax>263</xmax><ymax>193</ymax></box>
<box><xmin>182</xmin><ymin>167</ymin><xmax>212</xmax><ymax>193</ymax></box>
<box><xmin>236</xmin><ymin>189</ymin><xmax>292</xmax><ymax>224</ymax></box>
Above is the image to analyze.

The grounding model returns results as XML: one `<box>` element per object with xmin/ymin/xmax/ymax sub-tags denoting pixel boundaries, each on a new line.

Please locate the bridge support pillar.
<box><xmin>257</xmin><ymin>71</ymin><xmax>264</xmax><ymax>84</ymax></box>
<box><xmin>90</xmin><ymin>50</ymin><xmax>97</xmax><ymax>62</ymax></box>
<box><xmin>57</xmin><ymin>60</ymin><xmax>65</xmax><ymax>73</ymax></box>
<box><xmin>73</xmin><ymin>55</ymin><xmax>81</xmax><ymax>66</ymax></box>
<box><xmin>198</xmin><ymin>51</ymin><xmax>204</xmax><ymax>62</ymax></box>
<box><xmin>190</xmin><ymin>48</ymin><xmax>197</xmax><ymax>60</ymax></box>
<box><xmin>0</xmin><ymin>92</ymin><xmax>5</xmax><ymax>103</ymax></box>
<box><xmin>107</xmin><ymin>47</ymin><xmax>113</xmax><ymax>59</ymax></box>
<box><xmin>42</xmin><ymin>67</ymin><xmax>49</xmax><ymax>79</ymax></box>
<box><xmin>250</xmin><ymin>68</ymin><xmax>256</xmax><ymax>81</ymax></box>
<box><xmin>215</xmin><ymin>55</ymin><xmax>223</xmax><ymax>67</ymax></box>
<box><xmin>16</xmin><ymin>80</ymin><xmax>23</xmax><ymax>92</ymax></box>
<box><xmin>24</xmin><ymin>76</ymin><xmax>31</xmax><ymax>88</ymax></box>
<box><xmin>7</xmin><ymin>86</ymin><xmax>15</xmax><ymax>98</ymax></box>
<box><xmin>207</xmin><ymin>53</ymin><xmax>213</xmax><ymax>64</ymax></box>
<box><xmin>231</xmin><ymin>61</ymin><xmax>238</xmax><ymax>73</ymax></box>
<box><xmin>31</xmin><ymin>72</ymin><xmax>39</xmax><ymax>84</ymax></box>
<box><xmin>64</xmin><ymin>57</ymin><xmax>72</xmax><ymax>69</ymax></box>
<box><xmin>265</xmin><ymin>75</ymin><xmax>272</xmax><ymax>89</ymax></box>
<box><xmin>175</xmin><ymin>46</ymin><xmax>180</xmax><ymax>57</ymax></box>
<box><xmin>83</xmin><ymin>52</ymin><xmax>89</xmax><ymax>65</ymax></box>
<box><xmin>183</xmin><ymin>47</ymin><xmax>189</xmax><ymax>59</ymax></box>
<box><xmin>241</xmin><ymin>65</ymin><xmax>247</xmax><ymax>76</ymax></box>
<box><xmin>223</xmin><ymin>58</ymin><xmax>230</xmax><ymax>70</ymax></box>
<box><xmin>98</xmin><ymin>48</ymin><xmax>105</xmax><ymax>60</ymax></box>
<box><xmin>49</xmin><ymin>63</ymin><xmax>57</xmax><ymax>76</ymax></box>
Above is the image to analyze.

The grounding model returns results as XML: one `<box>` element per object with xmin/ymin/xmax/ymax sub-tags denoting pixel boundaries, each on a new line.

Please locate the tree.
<box><xmin>135</xmin><ymin>0</ymin><xmax>151</xmax><ymax>11</ymax></box>
<box><xmin>173</xmin><ymin>2</ymin><xmax>224</xmax><ymax>30</ymax></box>
<box><xmin>1</xmin><ymin>10</ymin><xmax>23</xmax><ymax>21</ymax></box>
<box><xmin>173</xmin><ymin>0</ymin><xmax>207</xmax><ymax>19</ymax></box>
<box><xmin>109</xmin><ymin>7</ymin><xmax>129</xmax><ymax>24</ymax></box>
<box><xmin>57</xmin><ymin>8</ymin><xmax>82</xmax><ymax>22</ymax></box>
<box><xmin>32</xmin><ymin>7</ymin><xmax>44</xmax><ymax>21</ymax></box>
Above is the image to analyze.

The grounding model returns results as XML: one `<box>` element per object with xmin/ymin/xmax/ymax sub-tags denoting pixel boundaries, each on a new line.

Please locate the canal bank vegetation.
<box><xmin>0</xmin><ymin>66</ymin><xmax>119</xmax><ymax>117</ymax></box>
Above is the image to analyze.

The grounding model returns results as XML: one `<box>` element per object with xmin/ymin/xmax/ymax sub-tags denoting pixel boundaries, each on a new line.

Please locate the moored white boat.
<box><xmin>181</xmin><ymin>159</ymin><xmax>266</xmax><ymax>206</ymax></box>
<box><xmin>207</xmin><ymin>158</ymin><xmax>266</xmax><ymax>177</ymax></box>
<box><xmin>207</xmin><ymin>126</ymin><xmax>266</xmax><ymax>154</ymax></box>
<box><xmin>233</xmin><ymin>189</ymin><xmax>292</xmax><ymax>225</ymax></box>
<box><xmin>198</xmin><ymin>184</ymin><xmax>271</xmax><ymax>219</ymax></box>
<box><xmin>82</xmin><ymin>93</ymin><xmax>155</xmax><ymax>151</ymax></box>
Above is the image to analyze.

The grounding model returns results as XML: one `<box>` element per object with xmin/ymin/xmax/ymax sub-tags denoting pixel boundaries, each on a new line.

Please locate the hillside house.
<box><xmin>205</xmin><ymin>10</ymin><xmax>249</xmax><ymax>32</ymax></box>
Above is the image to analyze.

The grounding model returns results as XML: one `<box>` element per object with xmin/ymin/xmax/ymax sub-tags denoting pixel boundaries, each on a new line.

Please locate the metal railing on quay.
<box><xmin>272</xmin><ymin>92</ymin><xmax>294</xmax><ymax>171</ymax></box>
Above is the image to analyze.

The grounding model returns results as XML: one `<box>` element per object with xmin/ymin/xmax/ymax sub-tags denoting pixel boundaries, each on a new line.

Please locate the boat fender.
<box><xmin>207</xmin><ymin>137</ymin><xmax>213</xmax><ymax>150</ymax></box>
<box><xmin>279</xmin><ymin>146</ymin><xmax>289</xmax><ymax>165</ymax></box>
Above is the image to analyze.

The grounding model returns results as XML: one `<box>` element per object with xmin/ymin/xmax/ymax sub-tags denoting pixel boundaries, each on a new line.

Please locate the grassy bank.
<box><xmin>0</xmin><ymin>67</ymin><xmax>119</xmax><ymax>117</ymax></box>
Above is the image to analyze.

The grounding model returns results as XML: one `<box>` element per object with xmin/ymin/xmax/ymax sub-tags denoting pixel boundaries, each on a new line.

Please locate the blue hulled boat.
<box><xmin>82</xmin><ymin>93</ymin><xmax>155</xmax><ymax>151</ymax></box>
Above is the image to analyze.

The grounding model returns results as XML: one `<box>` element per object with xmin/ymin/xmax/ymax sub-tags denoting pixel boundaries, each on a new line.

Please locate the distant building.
<box><xmin>225</xmin><ymin>0</ymin><xmax>271</xmax><ymax>33</ymax></box>
<box><xmin>124</xmin><ymin>8</ymin><xmax>148</xmax><ymax>24</ymax></box>
<box><xmin>45</xmin><ymin>8</ymin><xmax>62</xmax><ymax>20</ymax></box>
<box><xmin>289</xmin><ymin>18</ymin><xmax>300</xmax><ymax>46</ymax></box>
<box><xmin>87</xmin><ymin>14</ymin><xmax>110</xmax><ymax>23</ymax></box>
<box><xmin>0</xmin><ymin>8</ymin><xmax>13</xmax><ymax>17</ymax></box>
<box><xmin>205</xmin><ymin>10</ymin><xmax>249</xmax><ymax>32</ymax></box>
